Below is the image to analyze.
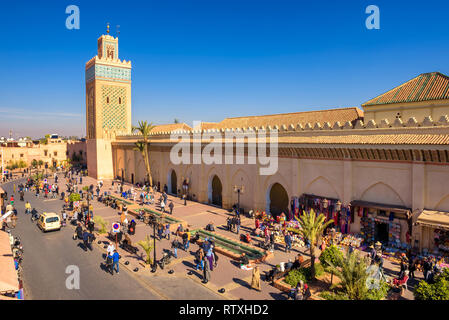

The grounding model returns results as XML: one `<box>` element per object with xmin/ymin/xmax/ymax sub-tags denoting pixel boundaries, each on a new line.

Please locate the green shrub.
<box><xmin>366</xmin><ymin>280</ymin><xmax>390</xmax><ymax>300</ymax></box>
<box><xmin>93</xmin><ymin>216</ymin><xmax>107</xmax><ymax>234</ymax></box>
<box><xmin>69</xmin><ymin>193</ymin><xmax>81</xmax><ymax>202</ymax></box>
<box><xmin>314</xmin><ymin>262</ymin><xmax>324</xmax><ymax>278</ymax></box>
<box><xmin>319</xmin><ymin>245</ymin><xmax>344</xmax><ymax>269</ymax></box>
<box><xmin>284</xmin><ymin>268</ymin><xmax>308</xmax><ymax>287</ymax></box>
<box><xmin>415</xmin><ymin>274</ymin><xmax>449</xmax><ymax>300</ymax></box>
<box><xmin>319</xmin><ymin>291</ymin><xmax>350</xmax><ymax>300</ymax></box>
<box><xmin>284</xmin><ymin>263</ymin><xmax>325</xmax><ymax>287</ymax></box>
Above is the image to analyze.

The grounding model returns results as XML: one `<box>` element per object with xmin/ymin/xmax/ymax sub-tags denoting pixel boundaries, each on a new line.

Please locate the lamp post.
<box><xmin>233</xmin><ymin>185</ymin><xmax>245</xmax><ymax>214</ymax></box>
<box><xmin>1</xmin><ymin>146</ymin><xmax>3</xmax><ymax>183</ymax></box>
<box><xmin>151</xmin><ymin>215</ymin><xmax>158</xmax><ymax>273</ymax></box>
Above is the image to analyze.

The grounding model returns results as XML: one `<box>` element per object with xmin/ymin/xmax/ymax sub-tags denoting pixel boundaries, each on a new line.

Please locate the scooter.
<box><xmin>30</xmin><ymin>209</ymin><xmax>40</xmax><ymax>222</ymax></box>
<box><xmin>158</xmin><ymin>252</ymin><xmax>173</xmax><ymax>269</ymax></box>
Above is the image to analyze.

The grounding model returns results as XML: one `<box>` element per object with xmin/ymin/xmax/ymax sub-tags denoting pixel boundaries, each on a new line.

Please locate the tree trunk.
<box><xmin>143</xmin><ymin>141</ymin><xmax>153</xmax><ymax>187</ymax></box>
<box><xmin>310</xmin><ymin>245</ymin><xmax>316</xmax><ymax>280</ymax></box>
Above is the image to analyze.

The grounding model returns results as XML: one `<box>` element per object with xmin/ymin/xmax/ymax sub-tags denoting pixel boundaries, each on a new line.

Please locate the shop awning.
<box><xmin>0</xmin><ymin>231</ymin><xmax>19</xmax><ymax>294</ymax></box>
<box><xmin>350</xmin><ymin>200</ymin><xmax>411</xmax><ymax>218</ymax></box>
<box><xmin>416</xmin><ymin>210</ymin><xmax>449</xmax><ymax>231</ymax></box>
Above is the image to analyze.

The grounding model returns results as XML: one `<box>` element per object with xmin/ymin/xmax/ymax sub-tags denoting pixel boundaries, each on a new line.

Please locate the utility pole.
<box><xmin>1</xmin><ymin>147</ymin><xmax>3</xmax><ymax>183</ymax></box>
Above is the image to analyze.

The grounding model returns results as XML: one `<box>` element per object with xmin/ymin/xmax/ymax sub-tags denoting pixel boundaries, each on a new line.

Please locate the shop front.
<box><xmin>350</xmin><ymin>200</ymin><xmax>412</xmax><ymax>250</ymax></box>
<box><xmin>415</xmin><ymin>210</ymin><xmax>449</xmax><ymax>258</ymax></box>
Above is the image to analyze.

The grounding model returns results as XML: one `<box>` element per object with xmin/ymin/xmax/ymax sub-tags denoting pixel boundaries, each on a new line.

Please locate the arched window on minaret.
<box><xmin>107</xmin><ymin>97</ymin><xmax>110</xmax><ymax>104</ymax></box>
<box><xmin>119</xmin><ymin>97</ymin><xmax>122</xmax><ymax>104</ymax></box>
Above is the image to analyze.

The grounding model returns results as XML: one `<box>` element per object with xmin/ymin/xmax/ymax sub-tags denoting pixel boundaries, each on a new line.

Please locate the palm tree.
<box><xmin>325</xmin><ymin>250</ymin><xmax>371</xmax><ymax>300</ymax></box>
<box><xmin>297</xmin><ymin>208</ymin><xmax>334</xmax><ymax>280</ymax></box>
<box><xmin>132</xmin><ymin>121</ymin><xmax>156</xmax><ymax>186</ymax></box>
<box><xmin>137</xmin><ymin>235</ymin><xmax>154</xmax><ymax>265</ymax></box>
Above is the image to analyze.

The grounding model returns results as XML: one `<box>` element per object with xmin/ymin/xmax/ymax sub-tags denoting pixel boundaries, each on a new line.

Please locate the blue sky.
<box><xmin>1</xmin><ymin>0</ymin><xmax>449</xmax><ymax>138</ymax></box>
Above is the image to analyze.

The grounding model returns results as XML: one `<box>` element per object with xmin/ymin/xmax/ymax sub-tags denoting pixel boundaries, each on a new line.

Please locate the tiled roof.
<box><xmin>146</xmin><ymin>133</ymin><xmax>449</xmax><ymax>146</ymax></box>
<box><xmin>363</xmin><ymin>72</ymin><xmax>449</xmax><ymax>107</ymax></box>
<box><xmin>279</xmin><ymin>133</ymin><xmax>449</xmax><ymax>145</ymax></box>
<box><xmin>203</xmin><ymin>107</ymin><xmax>363</xmax><ymax>130</ymax></box>
<box><xmin>151</xmin><ymin>123</ymin><xmax>191</xmax><ymax>133</ymax></box>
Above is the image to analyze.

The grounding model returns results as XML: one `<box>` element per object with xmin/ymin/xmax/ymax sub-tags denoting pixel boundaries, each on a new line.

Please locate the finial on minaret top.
<box><xmin>106</xmin><ymin>22</ymin><xmax>110</xmax><ymax>35</ymax></box>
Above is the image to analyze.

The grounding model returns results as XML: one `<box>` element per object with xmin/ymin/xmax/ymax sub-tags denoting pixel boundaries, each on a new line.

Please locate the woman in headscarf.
<box><xmin>251</xmin><ymin>266</ymin><xmax>261</xmax><ymax>291</ymax></box>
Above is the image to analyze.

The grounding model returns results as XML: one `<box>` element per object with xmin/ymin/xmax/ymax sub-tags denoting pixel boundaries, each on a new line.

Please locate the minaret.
<box><xmin>85</xmin><ymin>25</ymin><xmax>132</xmax><ymax>179</ymax></box>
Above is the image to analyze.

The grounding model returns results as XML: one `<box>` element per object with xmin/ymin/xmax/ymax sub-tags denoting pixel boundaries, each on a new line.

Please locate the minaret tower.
<box><xmin>85</xmin><ymin>25</ymin><xmax>132</xmax><ymax>179</ymax></box>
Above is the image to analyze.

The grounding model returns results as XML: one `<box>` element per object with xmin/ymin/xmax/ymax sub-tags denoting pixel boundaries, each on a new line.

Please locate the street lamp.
<box><xmin>233</xmin><ymin>185</ymin><xmax>245</xmax><ymax>214</ymax></box>
<box><xmin>150</xmin><ymin>215</ymin><xmax>159</xmax><ymax>273</ymax></box>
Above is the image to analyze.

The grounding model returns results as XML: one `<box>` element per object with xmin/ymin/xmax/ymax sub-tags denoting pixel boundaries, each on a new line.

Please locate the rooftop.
<box><xmin>363</xmin><ymin>72</ymin><xmax>449</xmax><ymax>107</ymax></box>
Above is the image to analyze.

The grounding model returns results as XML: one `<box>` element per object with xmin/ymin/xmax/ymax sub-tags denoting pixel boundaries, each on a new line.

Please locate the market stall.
<box><xmin>416</xmin><ymin>210</ymin><xmax>449</xmax><ymax>256</ymax></box>
<box><xmin>351</xmin><ymin>200</ymin><xmax>412</xmax><ymax>257</ymax></box>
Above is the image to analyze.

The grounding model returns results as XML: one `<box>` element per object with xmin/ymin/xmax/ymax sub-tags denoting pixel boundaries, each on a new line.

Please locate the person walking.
<box><xmin>107</xmin><ymin>243</ymin><xmax>115</xmax><ymax>257</ymax></box>
<box><xmin>169</xmin><ymin>201</ymin><xmax>174</xmax><ymax>215</ymax></box>
<box><xmin>236</xmin><ymin>216</ymin><xmax>241</xmax><ymax>234</ymax></box>
<box><xmin>409</xmin><ymin>257</ymin><xmax>416</xmax><ymax>279</ymax></box>
<box><xmin>285</xmin><ymin>232</ymin><xmax>292</xmax><ymax>253</ymax></box>
<box><xmin>165</xmin><ymin>224</ymin><xmax>171</xmax><ymax>240</ymax></box>
<box><xmin>250</xmin><ymin>266</ymin><xmax>261</xmax><ymax>291</ymax></box>
<box><xmin>172</xmin><ymin>237</ymin><xmax>179</xmax><ymax>258</ymax></box>
<box><xmin>202</xmin><ymin>255</ymin><xmax>210</xmax><ymax>284</ymax></box>
<box><xmin>195</xmin><ymin>248</ymin><xmax>204</xmax><ymax>271</ymax></box>
<box><xmin>213</xmin><ymin>247</ymin><xmax>219</xmax><ymax>268</ymax></box>
<box><xmin>205</xmin><ymin>245</ymin><xmax>214</xmax><ymax>271</ymax></box>
<box><xmin>112</xmin><ymin>250</ymin><xmax>120</xmax><ymax>275</ymax></box>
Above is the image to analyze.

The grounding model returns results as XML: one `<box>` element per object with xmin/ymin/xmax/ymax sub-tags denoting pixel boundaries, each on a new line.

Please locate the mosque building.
<box><xmin>85</xmin><ymin>31</ymin><xmax>449</xmax><ymax>253</ymax></box>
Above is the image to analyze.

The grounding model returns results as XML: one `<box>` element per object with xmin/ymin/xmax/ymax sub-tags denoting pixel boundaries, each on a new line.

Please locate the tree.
<box><xmin>93</xmin><ymin>216</ymin><xmax>107</xmax><ymax>234</ymax></box>
<box><xmin>137</xmin><ymin>235</ymin><xmax>154</xmax><ymax>265</ymax></box>
<box><xmin>319</xmin><ymin>244</ymin><xmax>344</xmax><ymax>285</ymax></box>
<box><xmin>38</xmin><ymin>160</ymin><xmax>44</xmax><ymax>168</ymax></box>
<box><xmin>297</xmin><ymin>209</ymin><xmax>333</xmax><ymax>280</ymax></box>
<box><xmin>31</xmin><ymin>159</ymin><xmax>38</xmax><ymax>168</ymax></box>
<box><xmin>325</xmin><ymin>250</ymin><xmax>371</xmax><ymax>300</ymax></box>
<box><xmin>132</xmin><ymin>121</ymin><xmax>156</xmax><ymax>186</ymax></box>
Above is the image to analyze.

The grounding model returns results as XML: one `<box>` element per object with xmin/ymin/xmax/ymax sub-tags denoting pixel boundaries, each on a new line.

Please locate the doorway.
<box><xmin>375</xmin><ymin>221</ymin><xmax>389</xmax><ymax>244</ymax></box>
<box><xmin>211</xmin><ymin>175</ymin><xmax>222</xmax><ymax>207</ymax></box>
<box><xmin>170</xmin><ymin>170</ymin><xmax>177</xmax><ymax>195</ymax></box>
<box><xmin>268</xmin><ymin>183</ymin><xmax>289</xmax><ymax>218</ymax></box>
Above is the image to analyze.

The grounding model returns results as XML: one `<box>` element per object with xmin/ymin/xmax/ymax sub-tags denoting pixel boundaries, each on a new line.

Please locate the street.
<box><xmin>3</xmin><ymin>178</ymin><xmax>160</xmax><ymax>300</ymax></box>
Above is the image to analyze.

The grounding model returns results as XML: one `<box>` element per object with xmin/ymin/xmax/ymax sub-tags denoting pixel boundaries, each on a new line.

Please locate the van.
<box><xmin>38</xmin><ymin>212</ymin><xmax>61</xmax><ymax>232</ymax></box>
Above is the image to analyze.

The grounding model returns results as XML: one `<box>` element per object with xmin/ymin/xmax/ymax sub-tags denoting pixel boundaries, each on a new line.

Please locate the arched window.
<box><xmin>107</xmin><ymin>97</ymin><xmax>110</xmax><ymax>104</ymax></box>
<box><xmin>119</xmin><ymin>97</ymin><xmax>122</xmax><ymax>104</ymax></box>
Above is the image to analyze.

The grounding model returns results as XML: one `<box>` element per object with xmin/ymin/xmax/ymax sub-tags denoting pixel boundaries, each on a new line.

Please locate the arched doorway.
<box><xmin>169</xmin><ymin>170</ymin><xmax>177</xmax><ymax>195</ymax></box>
<box><xmin>211</xmin><ymin>175</ymin><xmax>222</xmax><ymax>207</ymax></box>
<box><xmin>268</xmin><ymin>183</ymin><xmax>289</xmax><ymax>218</ymax></box>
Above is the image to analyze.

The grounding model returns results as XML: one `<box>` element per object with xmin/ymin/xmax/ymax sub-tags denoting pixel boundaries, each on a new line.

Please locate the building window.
<box><xmin>44</xmin><ymin>150</ymin><xmax>48</xmax><ymax>156</ymax></box>
<box><xmin>107</xmin><ymin>97</ymin><xmax>110</xmax><ymax>104</ymax></box>
<box><xmin>119</xmin><ymin>97</ymin><xmax>122</xmax><ymax>104</ymax></box>
<box><xmin>20</xmin><ymin>154</ymin><xmax>24</xmax><ymax>158</ymax></box>
<box><xmin>54</xmin><ymin>151</ymin><xmax>57</xmax><ymax>156</ymax></box>
<box><xmin>396</xmin><ymin>112</ymin><xmax>402</xmax><ymax>119</ymax></box>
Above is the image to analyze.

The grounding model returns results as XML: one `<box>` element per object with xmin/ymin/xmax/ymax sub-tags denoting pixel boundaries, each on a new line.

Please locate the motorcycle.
<box><xmin>30</xmin><ymin>209</ymin><xmax>40</xmax><ymax>222</ymax></box>
<box><xmin>158</xmin><ymin>252</ymin><xmax>173</xmax><ymax>269</ymax></box>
